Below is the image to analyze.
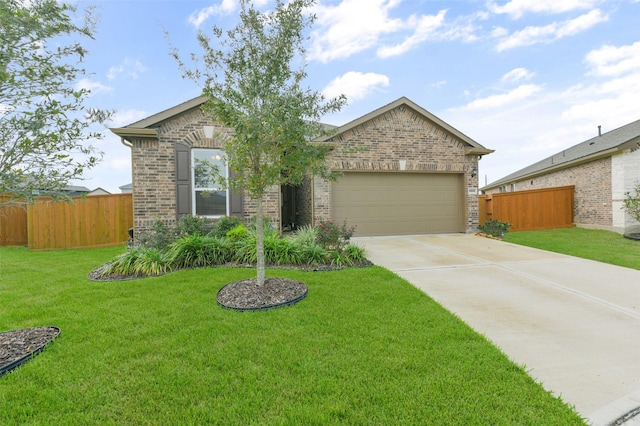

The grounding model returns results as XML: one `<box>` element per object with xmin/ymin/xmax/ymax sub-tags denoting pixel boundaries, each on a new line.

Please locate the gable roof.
<box><xmin>483</xmin><ymin>118</ymin><xmax>640</xmax><ymax>190</ymax></box>
<box><xmin>110</xmin><ymin>96</ymin><xmax>208</xmax><ymax>142</ymax></box>
<box><xmin>110</xmin><ymin>95</ymin><xmax>493</xmax><ymax>155</ymax></box>
<box><xmin>317</xmin><ymin>96</ymin><xmax>493</xmax><ymax>155</ymax></box>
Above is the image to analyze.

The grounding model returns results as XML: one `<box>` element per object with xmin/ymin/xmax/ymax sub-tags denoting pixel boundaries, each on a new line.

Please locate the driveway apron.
<box><xmin>354</xmin><ymin>234</ymin><xmax>640</xmax><ymax>426</ymax></box>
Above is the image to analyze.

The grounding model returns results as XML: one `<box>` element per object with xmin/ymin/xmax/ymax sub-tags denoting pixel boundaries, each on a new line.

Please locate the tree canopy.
<box><xmin>0</xmin><ymin>0</ymin><xmax>111</xmax><ymax>205</ymax></box>
<box><xmin>172</xmin><ymin>0</ymin><xmax>346</xmax><ymax>285</ymax></box>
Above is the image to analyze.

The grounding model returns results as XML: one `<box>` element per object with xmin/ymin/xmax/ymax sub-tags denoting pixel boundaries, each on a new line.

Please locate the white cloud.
<box><xmin>310</xmin><ymin>0</ymin><xmax>405</xmax><ymax>63</ymax></box>
<box><xmin>322</xmin><ymin>71</ymin><xmax>390</xmax><ymax>102</ymax></box>
<box><xmin>111</xmin><ymin>109</ymin><xmax>148</xmax><ymax>127</ymax></box>
<box><xmin>188</xmin><ymin>0</ymin><xmax>238</xmax><ymax>28</ymax></box>
<box><xmin>495</xmin><ymin>9</ymin><xmax>607</xmax><ymax>51</ymax></box>
<box><xmin>488</xmin><ymin>0</ymin><xmax>597</xmax><ymax>19</ymax></box>
<box><xmin>458</xmin><ymin>84</ymin><xmax>542</xmax><ymax>111</ymax></box>
<box><xmin>377</xmin><ymin>10</ymin><xmax>447</xmax><ymax>58</ymax></box>
<box><xmin>75</xmin><ymin>78</ymin><xmax>112</xmax><ymax>95</ymax></box>
<box><xmin>585</xmin><ymin>41</ymin><xmax>640</xmax><ymax>77</ymax></box>
<box><xmin>107</xmin><ymin>58</ymin><xmax>148</xmax><ymax>81</ymax></box>
<box><xmin>445</xmin><ymin>40</ymin><xmax>640</xmax><ymax>185</ymax></box>
<box><xmin>501</xmin><ymin>67</ymin><xmax>535</xmax><ymax>83</ymax></box>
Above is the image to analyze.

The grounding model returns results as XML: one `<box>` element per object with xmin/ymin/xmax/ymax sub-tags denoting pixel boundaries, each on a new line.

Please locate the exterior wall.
<box><xmin>314</xmin><ymin>105</ymin><xmax>481</xmax><ymax>233</ymax></box>
<box><xmin>296</xmin><ymin>175</ymin><xmax>313</xmax><ymax>227</ymax></box>
<box><xmin>131</xmin><ymin>108</ymin><xmax>280</xmax><ymax>235</ymax></box>
<box><xmin>612</xmin><ymin>148</ymin><xmax>640</xmax><ymax>233</ymax></box>
<box><xmin>485</xmin><ymin>157</ymin><xmax>613</xmax><ymax>229</ymax></box>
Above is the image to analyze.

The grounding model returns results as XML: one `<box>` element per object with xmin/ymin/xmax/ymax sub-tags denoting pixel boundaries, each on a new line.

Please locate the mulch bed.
<box><xmin>217</xmin><ymin>277</ymin><xmax>308</xmax><ymax>311</ymax></box>
<box><xmin>0</xmin><ymin>326</ymin><xmax>60</xmax><ymax>376</ymax></box>
<box><xmin>624</xmin><ymin>232</ymin><xmax>640</xmax><ymax>241</ymax></box>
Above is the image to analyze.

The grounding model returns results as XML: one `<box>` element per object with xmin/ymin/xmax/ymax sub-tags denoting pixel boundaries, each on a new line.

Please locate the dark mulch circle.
<box><xmin>217</xmin><ymin>277</ymin><xmax>308</xmax><ymax>311</ymax></box>
<box><xmin>623</xmin><ymin>232</ymin><xmax>640</xmax><ymax>241</ymax></box>
<box><xmin>0</xmin><ymin>326</ymin><xmax>60</xmax><ymax>376</ymax></box>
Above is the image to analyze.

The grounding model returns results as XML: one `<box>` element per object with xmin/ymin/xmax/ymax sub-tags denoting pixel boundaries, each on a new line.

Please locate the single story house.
<box><xmin>482</xmin><ymin>119</ymin><xmax>640</xmax><ymax>234</ymax></box>
<box><xmin>119</xmin><ymin>183</ymin><xmax>132</xmax><ymax>194</ymax></box>
<box><xmin>110</xmin><ymin>96</ymin><xmax>493</xmax><ymax>237</ymax></box>
<box><xmin>87</xmin><ymin>187</ymin><xmax>111</xmax><ymax>196</ymax></box>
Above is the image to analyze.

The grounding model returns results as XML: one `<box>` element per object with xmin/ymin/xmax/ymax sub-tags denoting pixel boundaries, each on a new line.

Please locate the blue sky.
<box><xmin>69</xmin><ymin>0</ymin><xmax>640</xmax><ymax>193</ymax></box>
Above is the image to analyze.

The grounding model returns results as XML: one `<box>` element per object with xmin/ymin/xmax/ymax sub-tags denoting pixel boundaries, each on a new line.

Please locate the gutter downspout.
<box><xmin>120</xmin><ymin>137</ymin><xmax>132</xmax><ymax>148</ymax></box>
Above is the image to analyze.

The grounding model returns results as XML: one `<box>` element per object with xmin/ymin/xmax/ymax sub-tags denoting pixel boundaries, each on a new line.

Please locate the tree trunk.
<box><xmin>256</xmin><ymin>196</ymin><xmax>265</xmax><ymax>286</ymax></box>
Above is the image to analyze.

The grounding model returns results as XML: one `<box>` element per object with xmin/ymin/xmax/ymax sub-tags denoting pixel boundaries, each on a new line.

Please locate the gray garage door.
<box><xmin>331</xmin><ymin>172</ymin><xmax>464</xmax><ymax>236</ymax></box>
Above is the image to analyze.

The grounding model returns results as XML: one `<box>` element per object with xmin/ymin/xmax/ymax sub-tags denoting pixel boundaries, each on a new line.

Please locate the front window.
<box><xmin>192</xmin><ymin>148</ymin><xmax>227</xmax><ymax>216</ymax></box>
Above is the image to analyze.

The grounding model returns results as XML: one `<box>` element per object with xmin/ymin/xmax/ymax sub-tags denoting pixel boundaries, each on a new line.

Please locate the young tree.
<box><xmin>172</xmin><ymin>0</ymin><xmax>346</xmax><ymax>286</ymax></box>
<box><xmin>0</xmin><ymin>0</ymin><xmax>111</xmax><ymax>206</ymax></box>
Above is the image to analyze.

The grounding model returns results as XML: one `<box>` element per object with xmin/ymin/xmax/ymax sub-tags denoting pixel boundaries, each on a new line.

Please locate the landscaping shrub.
<box><xmin>301</xmin><ymin>244</ymin><xmax>328</xmax><ymax>266</ymax></box>
<box><xmin>226</xmin><ymin>224</ymin><xmax>250</xmax><ymax>242</ymax></box>
<box><xmin>343</xmin><ymin>244</ymin><xmax>367</xmax><ymax>264</ymax></box>
<box><xmin>131</xmin><ymin>248</ymin><xmax>171</xmax><ymax>276</ymax></box>
<box><xmin>167</xmin><ymin>234</ymin><xmax>231</xmax><ymax>268</ymax></box>
<box><xmin>176</xmin><ymin>215</ymin><xmax>215</xmax><ymax>237</ymax></box>
<box><xmin>99</xmin><ymin>249</ymin><xmax>141</xmax><ymax>277</ymax></box>
<box><xmin>271</xmin><ymin>238</ymin><xmax>304</xmax><ymax>266</ymax></box>
<box><xmin>287</xmin><ymin>224</ymin><xmax>318</xmax><ymax>247</ymax></box>
<box><xmin>316</xmin><ymin>219</ymin><xmax>356</xmax><ymax>252</ymax></box>
<box><xmin>233</xmin><ymin>235</ymin><xmax>258</xmax><ymax>264</ymax></box>
<box><xmin>477</xmin><ymin>219</ymin><xmax>511</xmax><ymax>238</ymax></box>
<box><xmin>136</xmin><ymin>219</ymin><xmax>178</xmax><ymax>251</ymax></box>
<box><xmin>99</xmin><ymin>247</ymin><xmax>170</xmax><ymax>277</ymax></box>
<box><xmin>213</xmin><ymin>216</ymin><xmax>244</xmax><ymax>238</ymax></box>
<box><xmin>98</xmin><ymin>218</ymin><xmax>368</xmax><ymax>278</ymax></box>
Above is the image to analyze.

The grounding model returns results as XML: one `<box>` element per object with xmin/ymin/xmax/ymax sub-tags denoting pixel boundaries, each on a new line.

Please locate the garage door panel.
<box><xmin>331</xmin><ymin>172</ymin><xmax>463</xmax><ymax>236</ymax></box>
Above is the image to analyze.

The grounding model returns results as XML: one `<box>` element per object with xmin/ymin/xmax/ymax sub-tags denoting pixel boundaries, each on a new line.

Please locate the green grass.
<box><xmin>0</xmin><ymin>246</ymin><xmax>585</xmax><ymax>425</ymax></box>
<box><xmin>504</xmin><ymin>228</ymin><xmax>640</xmax><ymax>270</ymax></box>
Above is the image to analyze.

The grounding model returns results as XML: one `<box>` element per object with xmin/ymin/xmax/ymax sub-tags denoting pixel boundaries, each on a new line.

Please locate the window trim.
<box><xmin>191</xmin><ymin>148</ymin><xmax>229</xmax><ymax>217</ymax></box>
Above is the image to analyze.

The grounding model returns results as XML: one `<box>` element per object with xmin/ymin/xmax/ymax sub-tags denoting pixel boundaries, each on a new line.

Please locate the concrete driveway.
<box><xmin>354</xmin><ymin>234</ymin><xmax>640</xmax><ymax>426</ymax></box>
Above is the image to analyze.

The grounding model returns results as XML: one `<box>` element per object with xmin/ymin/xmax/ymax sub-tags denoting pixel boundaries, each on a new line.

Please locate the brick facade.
<box><xmin>314</xmin><ymin>104</ymin><xmax>481</xmax><ymax>233</ymax></box>
<box><xmin>123</xmin><ymin>98</ymin><xmax>488</xmax><ymax>236</ymax></box>
<box><xmin>130</xmin><ymin>108</ymin><xmax>280</xmax><ymax>236</ymax></box>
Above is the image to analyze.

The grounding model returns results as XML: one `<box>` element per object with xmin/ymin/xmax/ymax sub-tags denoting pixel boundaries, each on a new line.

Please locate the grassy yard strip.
<box><xmin>504</xmin><ymin>228</ymin><xmax>640</xmax><ymax>270</ymax></box>
<box><xmin>1</xmin><ymin>247</ymin><xmax>584</xmax><ymax>425</ymax></box>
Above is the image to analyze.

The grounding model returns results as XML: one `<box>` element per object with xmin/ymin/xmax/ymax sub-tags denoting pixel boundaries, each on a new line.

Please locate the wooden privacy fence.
<box><xmin>0</xmin><ymin>195</ymin><xmax>28</xmax><ymax>246</ymax></box>
<box><xmin>0</xmin><ymin>194</ymin><xmax>133</xmax><ymax>250</ymax></box>
<box><xmin>479</xmin><ymin>186</ymin><xmax>575</xmax><ymax>232</ymax></box>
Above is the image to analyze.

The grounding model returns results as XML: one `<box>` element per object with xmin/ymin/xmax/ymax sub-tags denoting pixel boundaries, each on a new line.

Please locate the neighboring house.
<box><xmin>88</xmin><ymin>187</ymin><xmax>111</xmax><ymax>196</ymax></box>
<box><xmin>482</xmin><ymin>119</ymin><xmax>640</xmax><ymax>234</ymax></box>
<box><xmin>59</xmin><ymin>185</ymin><xmax>91</xmax><ymax>197</ymax></box>
<box><xmin>119</xmin><ymin>183</ymin><xmax>132</xmax><ymax>194</ymax></box>
<box><xmin>110</xmin><ymin>96</ymin><xmax>493</xmax><ymax>237</ymax></box>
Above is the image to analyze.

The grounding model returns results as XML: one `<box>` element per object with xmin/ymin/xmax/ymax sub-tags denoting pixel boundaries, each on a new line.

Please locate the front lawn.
<box><xmin>503</xmin><ymin>228</ymin><xmax>640</xmax><ymax>270</ymax></box>
<box><xmin>0</xmin><ymin>246</ymin><xmax>585</xmax><ymax>424</ymax></box>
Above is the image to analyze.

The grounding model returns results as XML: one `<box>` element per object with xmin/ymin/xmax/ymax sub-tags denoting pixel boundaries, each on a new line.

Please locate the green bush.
<box><xmin>213</xmin><ymin>216</ymin><xmax>244</xmax><ymax>238</ymax></box>
<box><xmin>287</xmin><ymin>224</ymin><xmax>318</xmax><ymax>247</ymax></box>
<box><xmin>99</xmin><ymin>248</ymin><xmax>170</xmax><ymax>277</ymax></box>
<box><xmin>316</xmin><ymin>219</ymin><xmax>356</xmax><ymax>252</ymax></box>
<box><xmin>233</xmin><ymin>235</ymin><xmax>257</xmax><ymax>264</ymax></box>
<box><xmin>226</xmin><ymin>224</ymin><xmax>250</xmax><ymax>242</ymax></box>
<box><xmin>132</xmin><ymin>248</ymin><xmax>171</xmax><ymax>276</ymax></box>
<box><xmin>167</xmin><ymin>234</ymin><xmax>231</xmax><ymax>268</ymax></box>
<box><xmin>136</xmin><ymin>219</ymin><xmax>177</xmax><ymax>251</ymax></box>
<box><xmin>271</xmin><ymin>239</ymin><xmax>304</xmax><ymax>265</ymax></box>
<box><xmin>176</xmin><ymin>215</ymin><xmax>216</xmax><ymax>237</ymax></box>
<box><xmin>99</xmin><ymin>249</ymin><xmax>141</xmax><ymax>277</ymax></box>
<box><xmin>301</xmin><ymin>244</ymin><xmax>328</xmax><ymax>266</ymax></box>
<box><xmin>477</xmin><ymin>220</ymin><xmax>511</xmax><ymax>237</ymax></box>
<box><xmin>343</xmin><ymin>244</ymin><xmax>367</xmax><ymax>264</ymax></box>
